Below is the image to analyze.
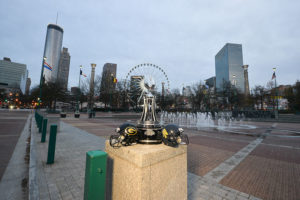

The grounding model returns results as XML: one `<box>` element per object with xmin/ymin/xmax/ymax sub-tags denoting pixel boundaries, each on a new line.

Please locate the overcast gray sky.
<box><xmin>1</xmin><ymin>0</ymin><xmax>299</xmax><ymax>90</ymax></box>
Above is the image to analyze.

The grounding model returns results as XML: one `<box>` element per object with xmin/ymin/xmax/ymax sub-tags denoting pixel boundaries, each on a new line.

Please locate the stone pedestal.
<box><xmin>105</xmin><ymin>141</ymin><xmax>187</xmax><ymax>200</ymax></box>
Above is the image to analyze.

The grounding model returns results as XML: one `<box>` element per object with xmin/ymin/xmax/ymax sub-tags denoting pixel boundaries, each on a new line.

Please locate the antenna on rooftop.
<box><xmin>56</xmin><ymin>12</ymin><xmax>59</xmax><ymax>24</ymax></box>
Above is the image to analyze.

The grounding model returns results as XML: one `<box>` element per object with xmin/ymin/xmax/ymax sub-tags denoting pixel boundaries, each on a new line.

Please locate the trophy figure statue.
<box><xmin>109</xmin><ymin>63</ymin><xmax>188</xmax><ymax>148</ymax></box>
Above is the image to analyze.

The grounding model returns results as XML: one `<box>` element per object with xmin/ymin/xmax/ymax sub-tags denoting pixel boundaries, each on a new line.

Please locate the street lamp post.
<box><xmin>231</xmin><ymin>74</ymin><xmax>236</xmax><ymax>110</ymax></box>
<box><xmin>273</xmin><ymin>68</ymin><xmax>279</xmax><ymax>117</ymax></box>
<box><xmin>109</xmin><ymin>73</ymin><xmax>114</xmax><ymax>110</ymax></box>
<box><xmin>38</xmin><ymin>57</ymin><xmax>47</xmax><ymax>109</ymax></box>
<box><xmin>75</xmin><ymin>65</ymin><xmax>83</xmax><ymax>118</ymax></box>
<box><xmin>89</xmin><ymin>63</ymin><xmax>96</xmax><ymax>118</ymax></box>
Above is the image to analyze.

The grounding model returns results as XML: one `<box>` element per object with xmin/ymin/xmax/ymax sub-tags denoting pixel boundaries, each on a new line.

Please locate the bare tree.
<box><xmin>253</xmin><ymin>85</ymin><xmax>266</xmax><ymax>109</ymax></box>
<box><xmin>284</xmin><ymin>80</ymin><xmax>300</xmax><ymax>111</ymax></box>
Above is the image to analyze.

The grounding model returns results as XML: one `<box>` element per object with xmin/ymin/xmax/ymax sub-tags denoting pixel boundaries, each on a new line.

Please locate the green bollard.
<box><xmin>47</xmin><ymin>125</ymin><xmax>57</xmax><ymax>164</ymax></box>
<box><xmin>39</xmin><ymin>116</ymin><xmax>44</xmax><ymax>133</ymax></box>
<box><xmin>35</xmin><ymin>112</ymin><xmax>38</xmax><ymax>125</ymax></box>
<box><xmin>37</xmin><ymin>114</ymin><xmax>39</xmax><ymax>126</ymax></box>
<box><xmin>36</xmin><ymin>114</ymin><xmax>39</xmax><ymax>127</ymax></box>
<box><xmin>37</xmin><ymin>113</ymin><xmax>40</xmax><ymax>128</ymax></box>
<box><xmin>84</xmin><ymin>151</ymin><xmax>107</xmax><ymax>200</ymax></box>
<box><xmin>41</xmin><ymin>119</ymin><xmax>48</xmax><ymax>143</ymax></box>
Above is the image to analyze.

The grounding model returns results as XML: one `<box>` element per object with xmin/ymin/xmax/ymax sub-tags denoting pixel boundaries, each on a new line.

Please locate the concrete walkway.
<box><xmin>31</xmin><ymin>120</ymin><xmax>106</xmax><ymax>200</ymax></box>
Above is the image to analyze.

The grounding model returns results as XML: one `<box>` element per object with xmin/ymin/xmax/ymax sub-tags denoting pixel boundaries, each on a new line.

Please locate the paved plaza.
<box><xmin>0</xmin><ymin>110</ymin><xmax>300</xmax><ymax>199</ymax></box>
<box><xmin>62</xmin><ymin>112</ymin><xmax>300</xmax><ymax>200</ymax></box>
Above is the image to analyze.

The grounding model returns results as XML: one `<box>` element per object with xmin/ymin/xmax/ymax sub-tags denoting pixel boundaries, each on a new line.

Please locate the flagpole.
<box><xmin>76</xmin><ymin>65</ymin><xmax>82</xmax><ymax>112</ymax></box>
<box><xmin>38</xmin><ymin>57</ymin><xmax>46</xmax><ymax>109</ymax></box>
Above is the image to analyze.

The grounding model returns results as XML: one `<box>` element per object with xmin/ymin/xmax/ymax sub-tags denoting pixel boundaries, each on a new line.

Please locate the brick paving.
<box><xmin>262</xmin><ymin>136</ymin><xmax>300</xmax><ymax>148</ymax></box>
<box><xmin>188</xmin><ymin>173</ymin><xmax>260</xmax><ymax>200</ymax></box>
<box><xmin>188</xmin><ymin>143</ymin><xmax>234</xmax><ymax>176</ymax></box>
<box><xmin>252</xmin><ymin>144</ymin><xmax>300</xmax><ymax>163</ymax></box>
<box><xmin>189</xmin><ymin>135</ymin><xmax>251</xmax><ymax>152</ymax></box>
<box><xmin>188</xmin><ymin>135</ymin><xmax>251</xmax><ymax>177</ymax></box>
<box><xmin>220</xmin><ymin>155</ymin><xmax>300</xmax><ymax>200</ymax></box>
<box><xmin>220</xmin><ymin>125</ymin><xmax>300</xmax><ymax>200</ymax></box>
<box><xmin>204</xmin><ymin>138</ymin><xmax>263</xmax><ymax>183</ymax></box>
<box><xmin>187</xmin><ymin>128</ymin><xmax>256</xmax><ymax>143</ymax></box>
<box><xmin>61</xmin><ymin>114</ymin><xmax>263</xmax><ymax>199</ymax></box>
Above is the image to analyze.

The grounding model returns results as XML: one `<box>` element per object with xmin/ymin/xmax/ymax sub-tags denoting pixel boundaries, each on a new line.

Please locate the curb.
<box><xmin>29</xmin><ymin>116</ymin><xmax>39</xmax><ymax>200</ymax></box>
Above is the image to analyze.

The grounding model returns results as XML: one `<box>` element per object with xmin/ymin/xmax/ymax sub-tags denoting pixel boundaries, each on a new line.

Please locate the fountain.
<box><xmin>160</xmin><ymin>111</ymin><xmax>256</xmax><ymax>131</ymax></box>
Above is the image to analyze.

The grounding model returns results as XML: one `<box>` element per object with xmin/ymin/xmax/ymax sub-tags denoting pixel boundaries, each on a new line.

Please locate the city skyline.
<box><xmin>1</xmin><ymin>0</ymin><xmax>300</xmax><ymax>91</ymax></box>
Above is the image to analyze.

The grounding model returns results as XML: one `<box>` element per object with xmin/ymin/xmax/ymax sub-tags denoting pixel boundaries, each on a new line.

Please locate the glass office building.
<box><xmin>57</xmin><ymin>47</ymin><xmax>70</xmax><ymax>90</ymax></box>
<box><xmin>0</xmin><ymin>57</ymin><xmax>28</xmax><ymax>93</ymax></box>
<box><xmin>42</xmin><ymin>24</ymin><xmax>63</xmax><ymax>83</ymax></box>
<box><xmin>100</xmin><ymin>63</ymin><xmax>117</xmax><ymax>94</ymax></box>
<box><xmin>215</xmin><ymin>43</ymin><xmax>245</xmax><ymax>93</ymax></box>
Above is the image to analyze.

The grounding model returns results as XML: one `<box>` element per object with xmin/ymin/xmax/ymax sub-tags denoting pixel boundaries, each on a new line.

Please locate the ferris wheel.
<box><xmin>124</xmin><ymin>63</ymin><xmax>170</xmax><ymax>106</ymax></box>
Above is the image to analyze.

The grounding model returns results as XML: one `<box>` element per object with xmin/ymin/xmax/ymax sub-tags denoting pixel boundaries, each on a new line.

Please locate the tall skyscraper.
<box><xmin>25</xmin><ymin>78</ymin><xmax>31</xmax><ymax>95</ymax></box>
<box><xmin>42</xmin><ymin>24</ymin><xmax>63</xmax><ymax>83</ymax></box>
<box><xmin>0</xmin><ymin>57</ymin><xmax>28</xmax><ymax>93</ymax></box>
<box><xmin>100</xmin><ymin>63</ymin><xmax>117</xmax><ymax>94</ymax></box>
<box><xmin>20</xmin><ymin>70</ymin><xmax>28</xmax><ymax>94</ymax></box>
<box><xmin>99</xmin><ymin>63</ymin><xmax>117</xmax><ymax>106</ymax></box>
<box><xmin>215</xmin><ymin>43</ymin><xmax>245</xmax><ymax>93</ymax></box>
<box><xmin>57</xmin><ymin>47</ymin><xmax>70</xmax><ymax>90</ymax></box>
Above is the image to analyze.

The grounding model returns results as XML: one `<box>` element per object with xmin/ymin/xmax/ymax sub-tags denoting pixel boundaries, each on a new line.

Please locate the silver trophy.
<box><xmin>109</xmin><ymin>63</ymin><xmax>188</xmax><ymax>148</ymax></box>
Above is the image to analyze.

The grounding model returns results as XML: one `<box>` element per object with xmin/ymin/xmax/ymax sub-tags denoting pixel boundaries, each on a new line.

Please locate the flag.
<box><xmin>44</xmin><ymin>61</ymin><xmax>52</xmax><ymax>71</ymax></box>
<box><xmin>272</xmin><ymin>72</ymin><xmax>276</xmax><ymax>80</ymax></box>
<box><xmin>80</xmin><ymin>69</ymin><xmax>87</xmax><ymax>77</ymax></box>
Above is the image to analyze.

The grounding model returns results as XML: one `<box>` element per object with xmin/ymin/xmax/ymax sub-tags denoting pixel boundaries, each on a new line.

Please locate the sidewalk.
<box><xmin>31</xmin><ymin>119</ymin><xmax>106</xmax><ymax>200</ymax></box>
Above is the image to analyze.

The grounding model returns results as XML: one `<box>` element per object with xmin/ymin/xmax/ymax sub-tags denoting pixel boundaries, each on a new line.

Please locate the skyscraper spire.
<box><xmin>56</xmin><ymin>12</ymin><xmax>59</xmax><ymax>24</ymax></box>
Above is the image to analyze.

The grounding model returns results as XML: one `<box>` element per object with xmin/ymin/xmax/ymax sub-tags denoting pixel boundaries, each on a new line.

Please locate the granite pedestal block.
<box><xmin>105</xmin><ymin>141</ymin><xmax>187</xmax><ymax>200</ymax></box>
